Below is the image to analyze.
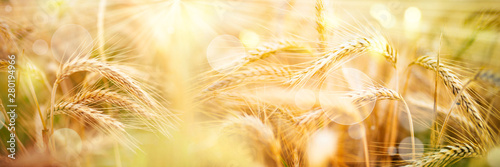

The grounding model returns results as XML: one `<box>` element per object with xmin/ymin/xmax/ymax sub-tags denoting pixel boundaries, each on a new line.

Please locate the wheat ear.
<box><xmin>71</xmin><ymin>89</ymin><xmax>151</xmax><ymax>117</ymax></box>
<box><xmin>55</xmin><ymin>59</ymin><xmax>153</xmax><ymax>105</ymax></box>
<box><xmin>288</xmin><ymin>36</ymin><xmax>397</xmax><ymax>86</ymax></box>
<box><xmin>411</xmin><ymin>56</ymin><xmax>486</xmax><ymax>130</ymax></box>
<box><xmin>349</xmin><ymin>87</ymin><xmax>402</xmax><ymax>103</ymax></box>
<box><xmin>205</xmin><ymin>65</ymin><xmax>292</xmax><ymax>92</ymax></box>
<box><xmin>350</xmin><ymin>87</ymin><xmax>417</xmax><ymax>160</ymax></box>
<box><xmin>411</xmin><ymin>56</ymin><xmax>493</xmax><ymax>148</ymax></box>
<box><xmin>215</xmin><ymin>40</ymin><xmax>302</xmax><ymax>73</ymax></box>
<box><xmin>48</xmin><ymin>58</ymin><xmax>175</xmax><ymax>137</ymax></box>
<box><xmin>408</xmin><ymin>143</ymin><xmax>483</xmax><ymax>167</ymax></box>
<box><xmin>241</xmin><ymin>40</ymin><xmax>302</xmax><ymax>66</ymax></box>
<box><xmin>53</xmin><ymin>101</ymin><xmax>124</xmax><ymax>130</ymax></box>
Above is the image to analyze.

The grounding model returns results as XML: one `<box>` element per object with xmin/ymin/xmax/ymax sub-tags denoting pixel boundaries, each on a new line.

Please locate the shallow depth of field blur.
<box><xmin>1</xmin><ymin>0</ymin><xmax>500</xmax><ymax>166</ymax></box>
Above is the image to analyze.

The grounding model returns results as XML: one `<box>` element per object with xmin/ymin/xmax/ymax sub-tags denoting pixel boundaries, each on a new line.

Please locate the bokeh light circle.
<box><xmin>319</xmin><ymin>68</ymin><xmax>376</xmax><ymax>125</ymax></box>
<box><xmin>307</xmin><ymin>128</ymin><xmax>338</xmax><ymax>166</ymax></box>
<box><xmin>33</xmin><ymin>39</ymin><xmax>49</xmax><ymax>55</ymax></box>
<box><xmin>239</xmin><ymin>29</ymin><xmax>260</xmax><ymax>48</ymax></box>
<box><xmin>51</xmin><ymin>24</ymin><xmax>93</xmax><ymax>63</ymax></box>
<box><xmin>206</xmin><ymin>35</ymin><xmax>246</xmax><ymax>73</ymax></box>
<box><xmin>294</xmin><ymin>89</ymin><xmax>316</xmax><ymax>110</ymax></box>
<box><xmin>5</xmin><ymin>5</ymin><xmax>12</xmax><ymax>13</ymax></box>
<box><xmin>348</xmin><ymin>124</ymin><xmax>365</xmax><ymax>140</ymax></box>
<box><xmin>398</xmin><ymin>137</ymin><xmax>424</xmax><ymax>161</ymax></box>
<box><xmin>50</xmin><ymin>128</ymin><xmax>82</xmax><ymax>161</ymax></box>
<box><xmin>488</xmin><ymin>147</ymin><xmax>500</xmax><ymax>166</ymax></box>
<box><xmin>33</xmin><ymin>12</ymin><xmax>50</xmax><ymax>26</ymax></box>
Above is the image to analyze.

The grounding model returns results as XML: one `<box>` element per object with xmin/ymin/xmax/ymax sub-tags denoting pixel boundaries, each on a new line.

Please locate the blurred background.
<box><xmin>1</xmin><ymin>0</ymin><xmax>500</xmax><ymax>166</ymax></box>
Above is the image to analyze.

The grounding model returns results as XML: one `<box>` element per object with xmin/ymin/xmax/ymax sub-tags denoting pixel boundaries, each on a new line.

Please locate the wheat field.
<box><xmin>1</xmin><ymin>0</ymin><xmax>500</xmax><ymax>166</ymax></box>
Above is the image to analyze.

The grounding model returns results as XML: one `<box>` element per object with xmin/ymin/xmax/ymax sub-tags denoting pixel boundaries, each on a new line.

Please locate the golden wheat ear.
<box><xmin>49</xmin><ymin>58</ymin><xmax>177</xmax><ymax>137</ymax></box>
<box><xmin>411</xmin><ymin>57</ymin><xmax>488</xmax><ymax>124</ymax></box>
<box><xmin>287</xmin><ymin>35</ymin><xmax>397</xmax><ymax>87</ymax></box>
<box><xmin>52</xmin><ymin>101</ymin><xmax>139</xmax><ymax>150</ymax></box>
<box><xmin>408</xmin><ymin>143</ymin><xmax>484</xmax><ymax>167</ymax></box>
<box><xmin>204</xmin><ymin>65</ymin><xmax>292</xmax><ymax>93</ymax></box>
<box><xmin>72</xmin><ymin>89</ymin><xmax>152</xmax><ymax>117</ymax></box>
<box><xmin>411</xmin><ymin>56</ymin><xmax>495</xmax><ymax>149</ymax></box>
<box><xmin>55</xmin><ymin>59</ymin><xmax>154</xmax><ymax>106</ymax></box>
<box><xmin>214</xmin><ymin>40</ymin><xmax>305</xmax><ymax>74</ymax></box>
<box><xmin>69</xmin><ymin>88</ymin><xmax>173</xmax><ymax>133</ymax></box>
